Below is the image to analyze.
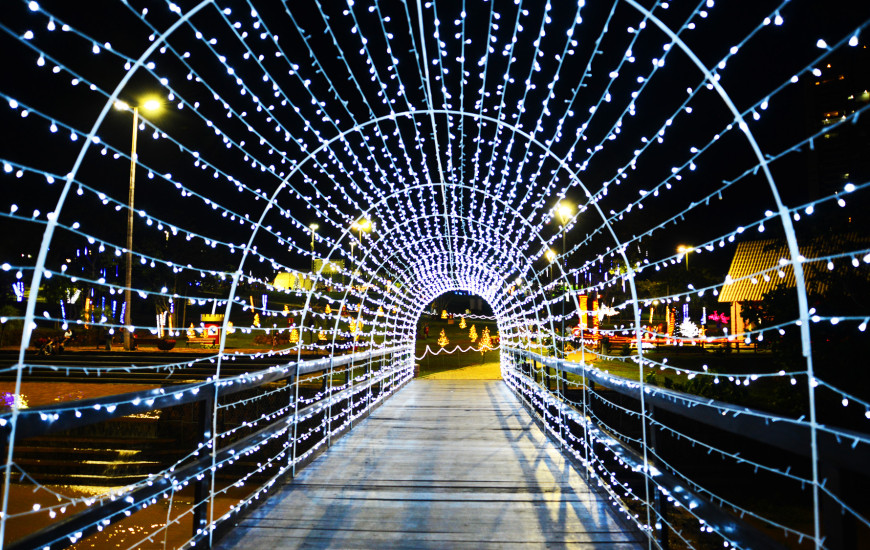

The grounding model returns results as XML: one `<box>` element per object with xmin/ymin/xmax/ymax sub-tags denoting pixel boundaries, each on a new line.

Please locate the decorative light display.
<box><xmin>0</xmin><ymin>1</ymin><xmax>868</xmax><ymax>549</ymax></box>
<box><xmin>478</xmin><ymin>327</ymin><xmax>492</xmax><ymax>355</ymax></box>
<box><xmin>437</xmin><ymin>329</ymin><xmax>449</xmax><ymax>348</ymax></box>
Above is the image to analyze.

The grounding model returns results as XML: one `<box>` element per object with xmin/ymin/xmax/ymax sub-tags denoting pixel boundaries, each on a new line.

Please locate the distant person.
<box><xmin>424</xmin><ymin>324</ymin><xmax>430</xmax><ymax>339</ymax></box>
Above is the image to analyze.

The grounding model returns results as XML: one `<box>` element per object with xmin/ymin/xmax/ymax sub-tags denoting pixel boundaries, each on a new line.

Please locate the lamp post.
<box><xmin>347</xmin><ymin>218</ymin><xmax>371</xmax><ymax>292</ymax></box>
<box><xmin>115</xmin><ymin>97</ymin><xmax>162</xmax><ymax>351</ymax></box>
<box><xmin>352</xmin><ymin>218</ymin><xmax>371</xmax><ymax>253</ymax></box>
<box><xmin>677</xmin><ymin>245</ymin><xmax>693</xmax><ymax>270</ymax></box>
<box><xmin>545</xmin><ymin>249</ymin><xmax>556</xmax><ymax>282</ymax></box>
<box><xmin>309</xmin><ymin>223</ymin><xmax>319</xmax><ymax>272</ymax></box>
<box><xmin>351</xmin><ymin>217</ymin><xmax>372</xmax><ymax>266</ymax></box>
<box><xmin>556</xmin><ymin>201</ymin><xmax>573</xmax><ymax>359</ymax></box>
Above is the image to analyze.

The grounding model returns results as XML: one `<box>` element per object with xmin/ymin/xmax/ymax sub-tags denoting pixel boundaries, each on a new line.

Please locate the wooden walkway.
<box><xmin>216</xmin><ymin>380</ymin><xmax>643</xmax><ymax>549</ymax></box>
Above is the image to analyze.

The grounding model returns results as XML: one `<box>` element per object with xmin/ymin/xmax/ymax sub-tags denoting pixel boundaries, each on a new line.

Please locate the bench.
<box><xmin>186</xmin><ymin>337</ymin><xmax>218</xmax><ymax>349</ymax></box>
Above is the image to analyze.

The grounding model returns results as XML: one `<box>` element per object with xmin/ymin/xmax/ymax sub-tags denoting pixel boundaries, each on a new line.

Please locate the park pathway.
<box><xmin>216</xmin><ymin>379</ymin><xmax>643</xmax><ymax>549</ymax></box>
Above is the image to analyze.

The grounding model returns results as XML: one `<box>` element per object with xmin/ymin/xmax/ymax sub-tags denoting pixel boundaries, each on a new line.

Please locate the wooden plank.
<box><xmin>217</xmin><ymin>380</ymin><xmax>643</xmax><ymax>549</ymax></box>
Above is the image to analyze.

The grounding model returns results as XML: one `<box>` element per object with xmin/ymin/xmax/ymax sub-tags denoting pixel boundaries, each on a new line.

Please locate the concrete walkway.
<box><xmin>216</xmin><ymin>380</ymin><xmax>643</xmax><ymax>549</ymax></box>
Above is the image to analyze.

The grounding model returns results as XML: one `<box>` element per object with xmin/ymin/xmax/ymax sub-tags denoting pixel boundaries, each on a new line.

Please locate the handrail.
<box><xmin>506</xmin><ymin>347</ymin><xmax>870</xmax><ymax>474</ymax></box>
<box><xmin>0</xmin><ymin>346</ymin><xmax>405</xmax><ymax>440</ymax></box>
<box><xmin>6</xmin><ymin>360</ymin><xmax>411</xmax><ymax>550</ymax></box>
<box><xmin>504</xmin><ymin>364</ymin><xmax>786</xmax><ymax>550</ymax></box>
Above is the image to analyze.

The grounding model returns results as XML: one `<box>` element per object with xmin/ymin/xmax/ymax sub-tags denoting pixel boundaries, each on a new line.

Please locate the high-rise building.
<box><xmin>806</xmin><ymin>42</ymin><xmax>870</xmax><ymax>203</ymax></box>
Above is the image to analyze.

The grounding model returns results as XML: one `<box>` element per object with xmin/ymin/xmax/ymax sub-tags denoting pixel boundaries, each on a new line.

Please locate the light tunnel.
<box><xmin>1</xmin><ymin>1</ymin><xmax>869</xmax><ymax>548</ymax></box>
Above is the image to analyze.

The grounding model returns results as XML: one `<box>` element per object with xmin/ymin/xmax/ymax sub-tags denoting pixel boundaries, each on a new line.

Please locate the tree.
<box><xmin>478</xmin><ymin>327</ymin><xmax>492</xmax><ymax>362</ymax></box>
<box><xmin>0</xmin><ymin>305</ymin><xmax>22</xmax><ymax>347</ymax></box>
<box><xmin>469</xmin><ymin>324</ymin><xmax>478</xmax><ymax>342</ymax></box>
<box><xmin>437</xmin><ymin>329</ymin><xmax>449</xmax><ymax>347</ymax></box>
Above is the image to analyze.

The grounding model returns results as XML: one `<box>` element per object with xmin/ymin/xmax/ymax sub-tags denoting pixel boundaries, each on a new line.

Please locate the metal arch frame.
<box><xmin>319</xmin><ymin>219</ymin><xmax>552</xmax><ymax>357</ymax></box>
<box><xmin>0</xmin><ymin>1</ymin><xmax>215</xmax><ymax>543</ymax></box>
<box><xmin>348</xmin><ymin>228</ymin><xmax>516</xmax><ymax>311</ymax></box>
<box><xmin>304</xmin><ymin>182</ymin><xmax>579</xmax><ymax>360</ymax></box>
<box><xmin>340</xmin><ymin>245</ymin><xmax>509</xmax><ymax>349</ymax></box>
<box><xmin>7</xmin><ymin>1</ymin><xmax>820</xmax><ymax>547</ymax></box>
<box><xmin>8</xmin><ymin>92</ymin><xmax>649</xmax><ymax>546</ymax></box>
<box><xmin>335</xmin><ymin>233</ymin><xmax>572</xmax><ymax>380</ymax></box>
<box><xmin>620</xmin><ymin>2</ymin><xmax>821</xmax><ymax>545</ymax></box>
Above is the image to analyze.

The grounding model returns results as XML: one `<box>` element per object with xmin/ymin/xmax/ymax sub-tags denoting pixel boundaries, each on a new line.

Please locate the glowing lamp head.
<box><xmin>113</xmin><ymin>100</ymin><xmax>130</xmax><ymax>111</ymax></box>
<box><xmin>556</xmin><ymin>201</ymin><xmax>573</xmax><ymax>222</ymax></box>
<box><xmin>142</xmin><ymin>98</ymin><xmax>162</xmax><ymax>112</ymax></box>
<box><xmin>545</xmin><ymin>249</ymin><xmax>557</xmax><ymax>262</ymax></box>
<box><xmin>309</xmin><ymin>223</ymin><xmax>319</xmax><ymax>231</ymax></box>
<box><xmin>677</xmin><ymin>245</ymin><xmax>693</xmax><ymax>254</ymax></box>
<box><xmin>352</xmin><ymin>218</ymin><xmax>372</xmax><ymax>232</ymax></box>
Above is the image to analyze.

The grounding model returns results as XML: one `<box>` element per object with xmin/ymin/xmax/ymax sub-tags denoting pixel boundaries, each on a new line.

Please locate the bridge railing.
<box><xmin>1</xmin><ymin>346</ymin><xmax>413</xmax><ymax>550</ymax></box>
<box><xmin>501</xmin><ymin>347</ymin><xmax>870</xmax><ymax>549</ymax></box>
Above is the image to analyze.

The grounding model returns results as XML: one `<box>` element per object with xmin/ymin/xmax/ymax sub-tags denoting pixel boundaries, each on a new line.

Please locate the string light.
<box><xmin>1</xmin><ymin>1</ymin><xmax>868</xmax><ymax>549</ymax></box>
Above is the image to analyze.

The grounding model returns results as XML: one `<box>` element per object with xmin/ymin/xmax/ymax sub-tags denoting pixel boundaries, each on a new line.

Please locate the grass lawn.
<box><xmin>414</xmin><ymin>317</ymin><xmax>501</xmax><ymax>378</ymax></box>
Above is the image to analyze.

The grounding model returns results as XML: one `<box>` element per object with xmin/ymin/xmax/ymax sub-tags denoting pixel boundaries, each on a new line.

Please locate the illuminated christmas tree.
<box><xmin>187</xmin><ymin>323</ymin><xmax>196</xmax><ymax>338</ymax></box>
<box><xmin>441</xmin><ymin>309</ymin><xmax>448</xmax><ymax>319</ymax></box>
<box><xmin>469</xmin><ymin>324</ymin><xmax>478</xmax><ymax>342</ymax></box>
<box><xmin>289</xmin><ymin>328</ymin><xmax>299</xmax><ymax>344</ymax></box>
<box><xmin>253</xmin><ymin>313</ymin><xmax>261</xmax><ymax>327</ymax></box>
<box><xmin>437</xmin><ymin>329</ymin><xmax>449</xmax><ymax>347</ymax></box>
<box><xmin>479</xmin><ymin>327</ymin><xmax>492</xmax><ymax>355</ymax></box>
<box><xmin>459</xmin><ymin>317</ymin><xmax>467</xmax><ymax>329</ymax></box>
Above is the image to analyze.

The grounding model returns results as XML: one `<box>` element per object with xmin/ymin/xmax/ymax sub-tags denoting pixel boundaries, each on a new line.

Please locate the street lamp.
<box><xmin>115</xmin><ymin>97</ymin><xmax>163</xmax><ymax>351</ymax></box>
<box><xmin>545</xmin><ymin>248</ymin><xmax>556</xmax><ymax>281</ymax></box>
<box><xmin>309</xmin><ymin>223</ymin><xmax>319</xmax><ymax>271</ymax></box>
<box><xmin>348</xmin><ymin>218</ymin><xmax>372</xmax><ymax>290</ymax></box>
<box><xmin>677</xmin><ymin>245</ymin><xmax>693</xmax><ymax>270</ymax></box>
<box><xmin>351</xmin><ymin>218</ymin><xmax>372</xmax><ymax>262</ymax></box>
<box><xmin>556</xmin><ymin>201</ymin><xmax>573</xmax><ymax>359</ymax></box>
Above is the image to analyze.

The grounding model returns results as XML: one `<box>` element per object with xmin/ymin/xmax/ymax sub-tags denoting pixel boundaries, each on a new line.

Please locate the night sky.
<box><xmin>0</xmin><ymin>0</ymin><xmax>867</xmax><ymax>321</ymax></box>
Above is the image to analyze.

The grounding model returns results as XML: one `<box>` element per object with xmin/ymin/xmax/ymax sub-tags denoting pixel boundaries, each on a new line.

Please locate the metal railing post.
<box><xmin>326</xmin><ymin>354</ymin><xmax>335</xmax><ymax>447</ymax></box>
<box><xmin>649</xmin><ymin>404</ymin><xmax>668</xmax><ymax>549</ymax></box>
<box><xmin>291</xmin><ymin>362</ymin><xmax>300</xmax><ymax>477</ymax></box>
<box><xmin>193</xmin><ymin>389</ymin><xmax>214</xmax><ymax>546</ymax></box>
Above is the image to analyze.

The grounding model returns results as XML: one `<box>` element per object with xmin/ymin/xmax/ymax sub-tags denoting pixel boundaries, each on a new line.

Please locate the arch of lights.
<box><xmin>1</xmin><ymin>0</ymin><xmax>869</xmax><ymax>548</ymax></box>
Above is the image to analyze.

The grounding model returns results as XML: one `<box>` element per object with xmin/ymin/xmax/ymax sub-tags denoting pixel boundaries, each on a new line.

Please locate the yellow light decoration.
<box><xmin>253</xmin><ymin>313</ymin><xmax>260</xmax><ymax>328</ymax></box>
<box><xmin>289</xmin><ymin>328</ymin><xmax>298</xmax><ymax>344</ymax></box>
<box><xmin>440</xmin><ymin>309</ymin><xmax>447</xmax><ymax>319</ymax></box>
<box><xmin>437</xmin><ymin>329</ymin><xmax>449</xmax><ymax>347</ymax></box>
<box><xmin>377</xmin><ymin>306</ymin><xmax>384</xmax><ymax>316</ymax></box>
<box><xmin>349</xmin><ymin>320</ymin><xmax>357</xmax><ymax>334</ymax></box>
<box><xmin>187</xmin><ymin>323</ymin><xmax>196</xmax><ymax>338</ymax></box>
<box><xmin>469</xmin><ymin>324</ymin><xmax>478</xmax><ymax>342</ymax></box>
<box><xmin>459</xmin><ymin>317</ymin><xmax>467</xmax><ymax>329</ymax></box>
<box><xmin>478</xmin><ymin>327</ymin><xmax>492</xmax><ymax>354</ymax></box>
<box><xmin>325</xmin><ymin>304</ymin><xmax>332</xmax><ymax>315</ymax></box>
<box><xmin>318</xmin><ymin>330</ymin><xmax>327</xmax><ymax>341</ymax></box>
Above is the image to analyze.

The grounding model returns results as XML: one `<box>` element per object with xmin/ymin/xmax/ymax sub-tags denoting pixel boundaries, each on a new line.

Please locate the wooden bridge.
<box><xmin>216</xmin><ymin>380</ymin><xmax>642</xmax><ymax>549</ymax></box>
